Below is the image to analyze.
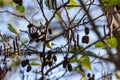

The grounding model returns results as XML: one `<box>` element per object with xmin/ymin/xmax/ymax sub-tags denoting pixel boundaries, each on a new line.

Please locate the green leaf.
<box><xmin>30</xmin><ymin>62</ymin><xmax>40</xmax><ymax>66</ymax></box>
<box><xmin>8</xmin><ymin>1</ymin><xmax>14</xmax><ymax>5</ymax></box>
<box><xmin>70</xmin><ymin>57</ymin><xmax>78</xmax><ymax>63</ymax></box>
<box><xmin>8</xmin><ymin>24</ymin><xmax>20</xmax><ymax>34</ymax></box>
<box><xmin>68</xmin><ymin>0</ymin><xmax>78</xmax><ymax>9</ymax></box>
<box><xmin>45</xmin><ymin>0</ymin><xmax>54</xmax><ymax>9</ymax></box>
<box><xmin>101</xmin><ymin>0</ymin><xmax>120</xmax><ymax>7</ymax></box>
<box><xmin>79</xmin><ymin>56</ymin><xmax>91</xmax><ymax>70</ymax></box>
<box><xmin>46</xmin><ymin>41</ymin><xmax>54</xmax><ymax>49</ymax></box>
<box><xmin>69</xmin><ymin>0</ymin><xmax>78</xmax><ymax>5</ymax></box>
<box><xmin>47</xmin><ymin>42</ymin><xmax>52</xmax><ymax>48</ymax></box>
<box><xmin>16</xmin><ymin>5</ymin><xmax>24</xmax><ymax>13</ymax></box>
<box><xmin>95</xmin><ymin>41</ymin><xmax>107</xmax><ymax>48</ymax></box>
<box><xmin>106</xmin><ymin>37</ymin><xmax>117</xmax><ymax>48</ymax></box>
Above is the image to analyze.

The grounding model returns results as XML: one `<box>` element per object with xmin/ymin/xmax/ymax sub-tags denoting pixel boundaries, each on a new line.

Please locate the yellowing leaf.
<box><xmin>69</xmin><ymin>0</ymin><xmax>78</xmax><ymax>5</ymax></box>
<box><xmin>95</xmin><ymin>41</ymin><xmax>107</xmax><ymax>48</ymax></box>
<box><xmin>106</xmin><ymin>37</ymin><xmax>117</xmax><ymax>48</ymax></box>
<box><xmin>79</xmin><ymin>56</ymin><xmax>91</xmax><ymax>70</ymax></box>
<box><xmin>46</xmin><ymin>41</ymin><xmax>52</xmax><ymax>48</ymax></box>
<box><xmin>30</xmin><ymin>62</ymin><xmax>40</xmax><ymax>66</ymax></box>
<box><xmin>8</xmin><ymin>24</ymin><xmax>20</xmax><ymax>34</ymax></box>
<box><xmin>81</xmin><ymin>76</ymin><xmax>86</xmax><ymax>80</ymax></box>
<box><xmin>16</xmin><ymin>5</ymin><xmax>24</xmax><ymax>13</ymax></box>
<box><xmin>68</xmin><ymin>0</ymin><xmax>78</xmax><ymax>9</ymax></box>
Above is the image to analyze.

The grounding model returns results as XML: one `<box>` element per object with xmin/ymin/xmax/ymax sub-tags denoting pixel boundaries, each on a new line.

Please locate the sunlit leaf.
<box><xmin>95</xmin><ymin>41</ymin><xmax>107</xmax><ymax>48</ymax></box>
<box><xmin>80</xmin><ymin>75</ymin><xmax>86</xmax><ymax>80</ymax></box>
<box><xmin>8</xmin><ymin>24</ymin><xmax>20</xmax><ymax>34</ymax></box>
<box><xmin>8</xmin><ymin>1</ymin><xmax>14</xmax><ymax>5</ymax></box>
<box><xmin>11</xmin><ymin>52</ymin><xmax>19</xmax><ymax>59</ymax></box>
<box><xmin>46</xmin><ymin>41</ymin><xmax>55</xmax><ymax>48</ymax></box>
<box><xmin>16</xmin><ymin>5</ymin><xmax>24</xmax><ymax>13</ymax></box>
<box><xmin>30</xmin><ymin>62</ymin><xmax>40</xmax><ymax>66</ymax></box>
<box><xmin>79</xmin><ymin>56</ymin><xmax>91</xmax><ymax>70</ymax></box>
<box><xmin>71</xmin><ymin>57</ymin><xmax>78</xmax><ymax>63</ymax></box>
<box><xmin>106</xmin><ymin>37</ymin><xmax>117</xmax><ymax>48</ymax></box>
<box><xmin>68</xmin><ymin>0</ymin><xmax>78</xmax><ymax>9</ymax></box>
<box><xmin>101</xmin><ymin>0</ymin><xmax>120</xmax><ymax>7</ymax></box>
<box><xmin>116</xmin><ymin>70</ymin><xmax>120</xmax><ymax>79</ymax></box>
<box><xmin>69</xmin><ymin>0</ymin><xmax>78</xmax><ymax>5</ymax></box>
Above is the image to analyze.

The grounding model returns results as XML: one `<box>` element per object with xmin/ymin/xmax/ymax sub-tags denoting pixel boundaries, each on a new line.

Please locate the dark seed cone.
<box><xmin>85</xmin><ymin>27</ymin><xmax>89</xmax><ymax>35</ymax></box>
<box><xmin>27</xmin><ymin>23</ymin><xmax>33</xmax><ymax>28</ymax></box>
<box><xmin>67</xmin><ymin>63</ymin><xmax>72</xmax><ymax>72</ymax></box>
<box><xmin>43</xmin><ymin>62</ymin><xmax>48</xmax><ymax>66</ymax></box>
<box><xmin>27</xmin><ymin>52</ymin><xmax>31</xmax><ymax>56</ymax></box>
<box><xmin>26</xmin><ymin>65</ymin><xmax>32</xmax><ymax>72</ymax></box>
<box><xmin>47</xmin><ymin>54</ymin><xmax>52</xmax><ymax>60</ymax></box>
<box><xmin>53</xmin><ymin>55</ymin><xmax>57</xmax><ymax>62</ymax></box>
<box><xmin>63</xmin><ymin>61</ymin><xmax>67</xmax><ymax>68</ymax></box>
<box><xmin>21</xmin><ymin>60</ymin><xmax>27</xmax><ymax>67</ymax></box>
<box><xmin>48</xmin><ymin>28</ymin><xmax>52</xmax><ymax>34</ymax></box>
<box><xmin>82</xmin><ymin>35</ymin><xmax>89</xmax><ymax>44</ymax></box>
<box><xmin>87</xmin><ymin>73</ymin><xmax>91</xmax><ymax>78</ymax></box>
<box><xmin>64</xmin><ymin>56</ymin><xmax>70</xmax><ymax>64</ymax></box>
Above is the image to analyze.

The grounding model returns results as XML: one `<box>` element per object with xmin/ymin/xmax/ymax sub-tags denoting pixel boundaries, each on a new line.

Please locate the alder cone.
<box><xmin>48</xmin><ymin>61</ymin><xmax>53</xmax><ymax>67</ymax></box>
<box><xmin>26</xmin><ymin>65</ymin><xmax>32</xmax><ymax>72</ymax></box>
<box><xmin>21</xmin><ymin>60</ymin><xmax>27</xmax><ymax>67</ymax></box>
<box><xmin>64</xmin><ymin>56</ymin><xmax>69</xmax><ymax>64</ymax></box>
<box><xmin>67</xmin><ymin>63</ymin><xmax>72</xmax><ymax>71</ymax></box>
<box><xmin>53</xmin><ymin>55</ymin><xmax>57</xmax><ymax>62</ymax></box>
<box><xmin>47</xmin><ymin>54</ymin><xmax>52</xmax><ymax>60</ymax></box>
<box><xmin>25</xmin><ymin>59</ymin><xmax>29</xmax><ymax>65</ymax></box>
<box><xmin>30</xmin><ymin>32</ymin><xmax>39</xmax><ymax>39</ymax></box>
<box><xmin>85</xmin><ymin>27</ymin><xmax>89</xmax><ymax>35</ymax></box>
<box><xmin>87</xmin><ymin>73</ymin><xmax>91</xmax><ymax>78</ymax></box>
<box><xmin>27</xmin><ymin>51</ymin><xmax>31</xmax><ymax>56</ymax></box>
<box><xmin>27</xmin><ymin>23</ymin><xmax>33</xmax><ymax>28</ymax></box>
<box><xmin>63</xmin><ymin>61</ymin><xmax>66</xmax><ymax>68</ymax></box>
<box><xmin>82</xmin><ymin>35</ymin><xmax>89</xmax><ymax>44</ymax></box>
<box><xmin>48</xmin><ymin>28</ymin><xmax>52</xmax><ymax>34</ymax></box>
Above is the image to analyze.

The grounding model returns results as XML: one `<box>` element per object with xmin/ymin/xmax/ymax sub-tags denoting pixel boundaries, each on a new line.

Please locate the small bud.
<box><xmin>27</xmin><ymin>23</ymin><xmax>33</xmax><ymax>28</ymax></box>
